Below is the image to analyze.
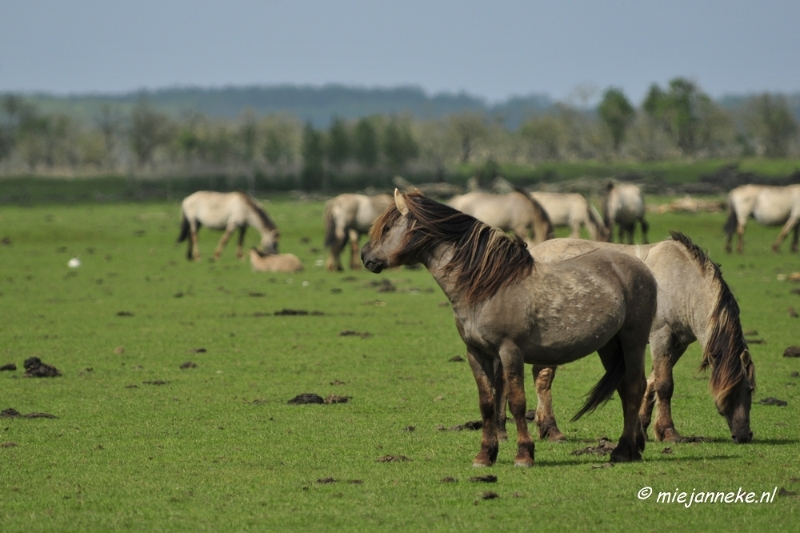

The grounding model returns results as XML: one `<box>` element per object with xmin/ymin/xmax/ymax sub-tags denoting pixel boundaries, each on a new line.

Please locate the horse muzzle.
<box><xmin>732</xmin><ymin>430</ymin><xmax>753</xmax><ymax>444</ymax></box>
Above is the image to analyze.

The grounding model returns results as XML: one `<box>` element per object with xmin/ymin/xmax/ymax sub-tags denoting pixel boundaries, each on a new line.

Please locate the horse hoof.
<box><xmin>514</xmin><ymin>458</ymin><xmax>534</xmax><ymax>468</ymax></box>
<box><xmin>610</xmin><ymin>449</ymin><xmax>642</xmax><ymax>463</ymax></box>
<box><xmin>547</xmin><ymin>431</ymin><xmax>567</xmax><ymax>442</ymax></box>
<box><xmin>472</xmin><ymin>461</ymin><xmax>491</xmax><ymax>468</ymax></box>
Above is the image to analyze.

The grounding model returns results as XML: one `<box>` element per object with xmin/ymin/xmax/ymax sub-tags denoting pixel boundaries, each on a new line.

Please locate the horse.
<box><xmin>249</xmin><ymin>248</ymin><xmax>304</xmax><ymax>273</ymax></box>
<box><xmin>530</xmin><ymin>191</ymin><xmax>609</xmax><ymax>241</ymax></box>
<box><xmin>447</xmin><ymin>189</ymin><xmax>554</xmax><ymax>245</ymax></box>
<box><xmin>324</xmin><ymin>193</ymin><xmax>393</xmax><ymax>271</ymax></box>
<box><xmin>177</xmin><ymin>191</ymin><xmax>279</xmax><ymax>261</ymax></box>
<box><xmin>723</xmin><ymin>184</ymin><xmax>800</xmax><ymax>253</ymax></box>
<box><xmin>362</xmin><ymin>190</ymin><xmax>657</xmax><ymax>466</ymax></box>
<box><xmin>524</xmin><ymin>233</ymin><xmax>755</xmax><ymax>444</ymax></box>
<box><xmin>603</xmin><ymin>183</ymin><xmax>649</xmax><ymax>244</ymax></box>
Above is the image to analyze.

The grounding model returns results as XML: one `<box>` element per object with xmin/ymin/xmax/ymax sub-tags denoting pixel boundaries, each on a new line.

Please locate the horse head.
<box><xmin>361</xmin><ymin>189</ymin><xmax>410</xmax><ymax>273</ymax></box>
<box><xmin>260</xmin><ymin>229</ymin><xmax>280</xmax><ymax>255</ymax></box>
<box><xmin>716</xmin><ymin>349</ymin><xmax>755</xmax><ymax>444</ymax></box>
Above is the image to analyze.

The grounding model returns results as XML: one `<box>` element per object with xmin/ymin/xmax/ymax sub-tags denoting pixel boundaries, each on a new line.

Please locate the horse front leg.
<box><xmin>235</xmin><ymin>227</ymin><xmax>247</xmax><ymax>259</ymax></box>
<box><xmin>500</xmin><ymin>343</ymin><xmax>534</xmax><ymax>467</ymax></box>
<box><xmin>640</xmin><ymin>218</ymin><xmax>650</xmax><ymax>244</ymax></box>
<box><xmin>348</xmin><ymin>229</ymin><xmax>361</xmax><ymax>270</ymax></box>
<box><xmin>792</xmin><ymin>224</ymin><xmax>800</xmax><ymax>253</ymax></box>
<box><xmin>213</xmin><ymin>227</ymin><xmax>236</xmax><ymax>260</ymax></box>
<box><xmin>532</xmin><ymin>365</ymin><xmax>565</xmax><ymax>441</ymax></box>
<box><xmin>736</xmin><ymin>224</ymin><xmax>746</xmax><ymax>254</ymax></box>
<box><xmin>771</xmin><ymin>214</ymin><xmax>800</xmax><ymax>253</ymax></box>
<box><xmin>467</xmin><ymin>348</ymin><xmax>500</xmax><ymax>467</ymax></box>
<box><xmin>190</xmin><ymin>229</ymin><xmax>201</xmax><ymax>261</ymax></box>
<box><xmin>649</xmin><ymin>340</ymin><xmax>687</xmax><ymax>442</ymax></box>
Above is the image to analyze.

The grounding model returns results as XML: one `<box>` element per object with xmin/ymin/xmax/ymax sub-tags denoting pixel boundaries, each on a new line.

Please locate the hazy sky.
<box><xmin>1</xmin><ymin>0</ymin><xmax>799</xmax><ymax>104</ymax></box>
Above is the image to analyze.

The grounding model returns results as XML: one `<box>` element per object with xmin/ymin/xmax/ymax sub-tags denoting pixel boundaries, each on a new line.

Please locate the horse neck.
<box><xmin>417</xmin><ymin>242</ymin><xmax>467</xmax><ymax>305</ymax></box>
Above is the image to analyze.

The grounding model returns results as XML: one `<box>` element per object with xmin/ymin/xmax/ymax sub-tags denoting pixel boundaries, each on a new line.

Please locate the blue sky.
<box><xmin>1</xmin><ymin>0</ymin><xmax>799</xmax><ymax>104</ymax></box>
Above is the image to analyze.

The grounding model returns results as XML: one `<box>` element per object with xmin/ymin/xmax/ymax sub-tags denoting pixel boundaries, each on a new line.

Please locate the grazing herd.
<box><xmin>177</xmin><ymin>179</ymin><xmax>800</xmax><ymax>466</ymax></box>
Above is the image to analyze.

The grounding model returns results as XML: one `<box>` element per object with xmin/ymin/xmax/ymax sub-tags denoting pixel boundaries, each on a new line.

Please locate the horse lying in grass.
<box><xmin>531</xmin><ymin>191</ymin><xmax>609</xmax><ymax>241</ymax></box>
<box><xmin>604</xmin><ymin>183</ymin><xmax>649</xmax><ymax>244</ymax></box>
<box><xmin>178</xmin><ymin>191</ymin><xmax>279</xmax><ymax>261</ymax></box>
<box><xmin>362</xmin><ymin>190</ymin><xmax>657</xmax><ymax>466</ymax></box>
<box><xmin>249</xmin><ymin>248</ymin><xmax>303</xmax><ymax>273</ymax></box>
<box><xmin>447</xmin><ymin>189</ymin><xmax>554</xmax><ymax>246</ymax></box>
<box><xmin>324</xmin><ymin>193</ymin><xmax>392</xmax><ymax>271</ymax></box>
<box><xmin>723</xmin><ymin>184</ymin><xmax>800</xmax><ymax>253</ymax></box>
<box><xmin>523</xmin><ymin>234</ymin><xmax>755</xmax><ymax>444</ymax></box>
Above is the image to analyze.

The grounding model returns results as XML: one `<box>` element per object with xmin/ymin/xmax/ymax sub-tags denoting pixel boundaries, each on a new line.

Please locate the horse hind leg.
<box><xmin>771</xmin><ymin>213</ymin><xmax>800</xmax><ymax>253</ymax></box>
<box><xmin>598</xmin><ymin>336</ymin><xmax>646</xmax><ymax>463</ymax></box>
<box><xmin>236</xmin><ymin>227</ymin><xmax>247</xmax><ymax>259</ymax></box>
<box><xmin>532</xmin><ymin>365</ymin><xmax>565</xmax><ymax>441</ymax></box>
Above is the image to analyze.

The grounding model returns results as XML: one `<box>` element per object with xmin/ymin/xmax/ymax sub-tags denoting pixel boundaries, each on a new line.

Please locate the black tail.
<box><xmin>177</xmin><ymin>213</ymin><xmax>190</xmax><ymax>243</ymax></box>
<box><xmin>571</xmin><ymin>349</ymin><xmax>626</xmax><ymax>421</ymax></box>
<box><xmin>723</xmin><ymin>201</ymin><xmax>737</xmax><ymax>237</ymax></box>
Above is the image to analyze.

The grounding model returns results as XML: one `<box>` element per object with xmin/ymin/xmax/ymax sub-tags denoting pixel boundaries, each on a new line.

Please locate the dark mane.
<box><xmin>372</xmin><ymin>193</ymin><xmax>534</xmax><ymax>305</ymax></box>
<box><xmin>239</xmin><ymin>192</ymin><xmax>277</xmax><ymax>230</ymax></box>
<box><xmin>669</xmin><ymin>231</ymin><xmax>754</xmax><ymax>407</ymax></box>
<box><xmin>513</xmin><ymin>187</ymin><xmax>554</xmax><ymax>240</ymax></box>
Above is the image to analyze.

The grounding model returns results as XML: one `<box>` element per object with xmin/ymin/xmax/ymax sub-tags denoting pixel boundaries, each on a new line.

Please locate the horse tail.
<box><xmin>513</xmin><ymin>186</ymin><xmax>554</xmax><ymax>241</ymax></box>
<box><xmin>177</xmin><ymin>212</ymin><xmax>190</xmax><ymax>243</ymax></box>
<box><xmin>571</xmin><ymin>344</ymin><xmax>626</xmax><ymax>421</ymax></box>
<box><xmin>669</xmin><ymin>231</ymin><xmax>752</xmax><ymax>409</ymax></box>
<box><xmin>722</xmin><ymin>196</ymin><xmax>737</xmax><ymax>237</ymax></box>
<box><xmin>323</xmin><ymin>199</ymin><xmax>338</xmax><ymax>249</ymax></box>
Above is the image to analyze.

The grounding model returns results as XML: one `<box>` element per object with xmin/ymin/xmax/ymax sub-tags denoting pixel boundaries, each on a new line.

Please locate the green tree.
<box><xmin>642</xmin><ymin>78</ymin><xmax>712</xmax><ymax>155</ymax></box>
<box><xmin>327</xmin><ymin>117</ymin><xmax>350</xmax><ymax>169</ymax></box>
<box><xmin>383</xmin><ymin>117</ymin><xmax>419</xmax><ymax>170</ymax></box>
<box><xmin>129</xmin><ymin>98</ymin><xmax>173</xmax><ymax>168</ymax></box>
<box><xmin>448</xmin><ymin>112</ymin><xmax>487</xmax><ymax>163</ymax></box>
<box><xmin>353</xmin><ymin>118</ymin><xmax>379</xmax><ymax>169</ymax></box>
<box><xmin>301</xmin><ymin>121</ymin><xmax>325</xmax><ymax>189</ymax></box>
<box><xmin>598</xmin><ymin>88</ymin><xmax>635</xmax><ymax>151</ymax></box>
<box><xmin>749</xmin><ymin>93</ymin><xmax>798</xmax><ymax>157</ymax></box>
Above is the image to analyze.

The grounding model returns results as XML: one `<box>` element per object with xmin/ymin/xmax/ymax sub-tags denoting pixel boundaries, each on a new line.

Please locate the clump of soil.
<box><xmin>448</xmin><ymin>355</ymin><xmax>465</xmax><ymax>362</ymax></box>
<box><xmin>180</xmin><ymin>361</ymin><xmax>198</xmax><ymax>369</ymax></box>
<box><xmin>571</xmin><ymin>437</ymin><xmax>616</xmax><ymax>456</ymax></box>
<box><xmin>1</xmin><ymin>408</ymin><xmax>57</xmax><ymax>419</ymax></box>
<box><xmin>759</xmin><ymin>397</ymin><xmax>788</xmax><ymax>406</ymax></box>
<box><xmin>0</xmin><ymin>363</ymin><xmax>16</xmax><ymax>371</ymax></box>
<box><xmin>441</xmin><ymin>476</ymin><xmax>458</xmax><ymax>483</ymax></box>
<box><xmin>317</xmin><ymin>477</ymin><xmax>336</xmax><ymax>484</ymax></box>
<box><xmin>444</xmin><ymin>420</ymin><xmax>482</xmax><ymax>431</ymax></box>
<box><xmin>116</xmin><ymin>311</ymin><xmax>134</xmax><ymax>317</ymax></box>
<box><xmin>675</xmin><ymin>435</ymin><xmax>712</xmax><ymax>443</ymax></box>
<box><xmin>288</xmin><ymin>393</ymin><xmax>324</xmax><ymax>404</ymax></box>
<box><xmin>23</xmin><ymin>357</ymin><xmax>61</xmax><ymax>378</ymax></box>
<box><xmin>329</xmin><ymin>379</ymin><xmax>346</xmax><ymax>385</ymax></box>
<box><xmin>376</xmin><ymin>455</ymin><xmax>411</xmax><ymax>462</ymax></box>
<box><xmin>324</xmin><ymin>395</ymin><xmax>350</xmax><ymax>404</ymax></box>
<box><xmin>142</xmin><ymin>380</ymin><xmax>170</xmax><ymax>386</ymax></box>
<box><xmin>187</xmin><ymin>348</ymin><xmax>206</xmax><ymax>354</ymax></box>
<box><xmin>783</xmin><ymin>346</ymin><xmax>800</xmax><ymax>358</ymax></box>
<box><xmin>1</xmin><ymin>442</ymin><xmax>17</xmax><ymax>448</ymax></box>
<box><xmin>469</xmin><ymin>475</ymin><xmax>497</xmax><ymax>483</ymax></box>
<box><xmin>339</xmin><ymin>330</ymin><xmax>372</xmax><ymax>338</ymax></box>
<box><xmin>481</xmin><ymin>492</ymin><xmax>500</xmax><ymax>500</ymax></box>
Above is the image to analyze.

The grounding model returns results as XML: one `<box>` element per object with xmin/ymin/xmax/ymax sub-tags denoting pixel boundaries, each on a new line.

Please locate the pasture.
<box><xmin>1</xmin><ymin>195</ymin><xmax>799</xmax><ymax>531</ymax></box>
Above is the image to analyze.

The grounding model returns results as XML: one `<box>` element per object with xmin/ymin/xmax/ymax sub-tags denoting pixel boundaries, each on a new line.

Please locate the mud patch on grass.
<box><xmin>448</xmin><ymin>355</ymin><xmax>465</xmax><ymax>362</ymax></box>
<box><xmin>759</xmin><ymin>397</ymin><xmax>788</xmax><ymax>406</ymax></box>
<box><xmin>339</xmin><ymin>330</ymin><xmax>372</xmax><ymax>338</ymax></box>
<box><xmin>469</xmin><ymin>475</ymin><xmax>497</xmax><ymax>483</ymax></box>
<box><xmin>288</xmin><ymin>393</ymin><xmax>324</xmax><ymax>404</ymax></box>
<box><xmin>116</xmin><ymin>311</ymin><xmax>134</xmax><ymax>317</ymax></box>
<box><xmin>180</xmin><ymin>361</ymin><xmax>198</xmax><ymax>369</ymax></box>
<box><xmin>783</xmin><ymin>346</ymin><xmax>800</xmax><ymax>358</ymax></box>
<box><xmin>442</xmin><ymin>420</ymin><xmax>482</xmax><ymax>431</ymax></box>
<box><xmin>0</xmin><ymin>363</ymin><xmax>16</xmax><ymax>371</ymax></box>
<box><xmin>142</xmin><ymin>380</ymin><xmax>170</xmax><ymax>386</ymax></box>
<box><xmin>571</xmin><ymin>437</ymin><xmax>616</xmax><ymax>456</ymax></box>
<box><xmin>376</xmin><ymin>455</ymin><xmax>411</xmax><ymax>462</ymax></box>
<box><xmin>23</xmin><ymin>357</ymin><xmax>61</xmax><ymax>378</ymax></box>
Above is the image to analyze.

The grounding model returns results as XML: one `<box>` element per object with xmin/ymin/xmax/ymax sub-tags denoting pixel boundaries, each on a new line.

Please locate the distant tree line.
<box><xmin>1</xmin><ymin>77</ymin><xmax>798</xmax><ymax>190</ymax></box>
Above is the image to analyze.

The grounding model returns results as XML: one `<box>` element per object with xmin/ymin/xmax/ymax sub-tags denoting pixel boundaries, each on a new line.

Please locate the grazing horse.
<box><xmin>249</xmin><ymin>248</ymin><xmax>304</xmax><ymax>273</ymax></box>
<box><xmin>531</xmin><ymin>191</ymin><xmax>609</xmax><ymax>241</ymax></box>
<box><xmin>178</xmin><ymin>191</ymin><xmax>279</xmax><ymax>261</ymax></box>
<box><xmin>447</xmin><ymin>189</ymin><xmax>554</xmax><ymax>245</ymax></box>
<box><xmin>604</xmin><ymin>183</ymin><xmax>649</xmax><ymax>244</ymax></box>
<box><xmin>723</xmin><ymin>184</ymin><xmax>800</xmax><ymax>253</ymax></box>
<box><xmin>362</xmin><ymin>190</ymin><xmax>657</xmax><ymax>466</ymax></box>
<box><xmin>324</xmin><ymin>193</ymin><xmax>392</xmax><ymax>271</ymax></box>
<box><xmin>525</xmin><ymin>233</ymin><xmax>755</xmax><ymax>444</ymax></box>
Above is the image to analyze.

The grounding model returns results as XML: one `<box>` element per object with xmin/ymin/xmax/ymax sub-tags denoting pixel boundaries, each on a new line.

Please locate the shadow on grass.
<box><xmin>533</xmin><ymin>454</ymin><xmax>739</xmax><ymax>468</ymax></box>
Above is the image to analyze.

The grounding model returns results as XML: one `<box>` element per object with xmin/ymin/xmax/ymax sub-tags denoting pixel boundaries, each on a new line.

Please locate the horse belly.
<box><xmin>753</xmin><ymin>197</ymin><xmax>791</xmax><ymax>226</ymax></box>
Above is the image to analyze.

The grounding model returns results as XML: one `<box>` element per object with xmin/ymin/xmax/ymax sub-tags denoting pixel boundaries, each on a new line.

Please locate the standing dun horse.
<box><xmin>531</xmin><ymin>191</ymin><xmax>609</xmax><ymax>241</ymax></box>
<box><xmin>723</xmin><ymin>183</ymin><xmax>800</xmax><ymax>253</ymax></box>
<box><xmin>324</xmin><ymin>193</ymin><xmax>393</xmax><ymax>271</ymax></box>
<box><xmin>604</xmin><ymin>183</ymin><xmax>649</xmax><ymax>244</ymax></box>
<box><xmin>524</xmin><ymin>233</ymin><xmax>755</xmax><ymax>444</ymax></box>
<box><xmin>447</xmin><ymin>189</ymin><xmax>554</xmax><ymax>245</ymax></box>
<box><xmin>177</xmin><ymin>191</ymin><xmax>279</xmax><ymax>261</ymax></box>
<box><xmin>362</xmin><ymin>190</ymin><xmax>657</xmax><ymax>466</ymax></box>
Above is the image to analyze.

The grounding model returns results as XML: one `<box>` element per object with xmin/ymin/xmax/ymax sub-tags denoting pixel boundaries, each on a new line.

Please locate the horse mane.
<box><xmin>238</xmin><ymin>192</ymin><xmax>277</xmax><ymax>230</ymax></box>
<box><xmin>513</xmin><ymin>187</ymin><xmax>554</xmax><ymax>240</ymax></box>
<box><xmin>371</xmin><ymin>192</ymin><xmax>534</xmax><ymax>305</ymax></box>
<box><xmin>668</xmin><ymin>231</ymin><xmax>754</xmax><ymax>408</ymax></box>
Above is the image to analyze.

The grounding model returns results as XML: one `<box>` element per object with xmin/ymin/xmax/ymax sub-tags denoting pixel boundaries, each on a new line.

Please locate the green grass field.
<box><xmin>1</xmin><ymin>197</ymin><xmax>799</xmax><ymax>532</ymax></box>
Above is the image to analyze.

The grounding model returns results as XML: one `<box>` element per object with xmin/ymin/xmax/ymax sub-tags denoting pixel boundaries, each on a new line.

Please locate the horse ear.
<box><xmin>740</xmin><ymin>350</ymin><xmax>752</xmax><ymax>367</ymax></box>
<box><xmin>394</xmin><ymin>188</ymin><xmax>409</xmax><ymax>216</ymax></box>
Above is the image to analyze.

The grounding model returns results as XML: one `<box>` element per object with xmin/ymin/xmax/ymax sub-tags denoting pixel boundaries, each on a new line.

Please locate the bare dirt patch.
<box><xmin>0</xmin><ymin>363</ymin><xmax>16</xmax><ymax>371</ymax></box>
<box><xmin>23</xmin><ymin>357</ymin><xmax>61</xmax><ymax>378</ymax></box>
<box><xmin>287</xmin><ymin>393</ymin><xmax>324</xmax><ymax>404</ymax></box>
<box><xmin>469</xmin><ymin>475</ymin><xmax>497</xmax><ymax>483</ymax></box>
<box><xmin>376</xmin><ymin>455</ymin><xmax>411</xmax><ymax>462</ymax></box>
<box><xmin>783</xmin><ymin>346</ymin><xmax>800</xmax><ymax>358</ymax></box>
<box><xmin>571</xmin><ymin>437</ymin><xmax>616</xmax><ymax>456</ymax></box>
<box><xmin>759</xmin><ymin>397</ymin><xmax>788</xmax><ymax>406</ymax></box>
